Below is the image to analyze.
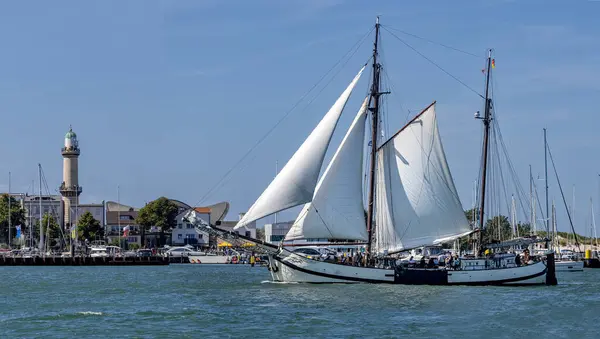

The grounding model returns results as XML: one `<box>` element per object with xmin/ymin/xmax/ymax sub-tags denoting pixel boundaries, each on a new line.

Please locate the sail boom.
<box><xmin>377</xmin><ymin>101</ymin><xmax>436</xmax><ymax>152</ymax></box>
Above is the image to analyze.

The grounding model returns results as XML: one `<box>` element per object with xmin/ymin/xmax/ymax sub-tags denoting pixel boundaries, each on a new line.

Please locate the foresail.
<box><xmin>235</xmin><ymin>66</ymin><xmax>366</xmax><ymax>229</ymax></box>
<box><xmin>286</xmin><ymin>97</ymin><xmax>370</xmax><ymax>241</ymax></box>
<box><xmin>374</xmin><ymin>103</ymin><xmax>470</xmax><ymax>253</ymax></box>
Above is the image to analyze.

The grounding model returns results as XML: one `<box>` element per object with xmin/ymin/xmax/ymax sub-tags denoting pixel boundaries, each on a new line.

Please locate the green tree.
<box><xmin>109</xmin><ymin>237</ymin><xmax>126</xmax><ymax>248</ymax></box>
<box><xmin>136</xmin><ymin>197</ymin><xmax>179</xmax><ymax>247</ymax></box>
<box><xmin>38</xmin><ymin>213</ymin><xmax>62</xmax><ymax>248</ymax></box>
<box><xmin>464</xmin><ymin>208</ymin><xmax>480</xmax><ymax>226</ymax></box>
<box><xmin>128</xmin><ymin>243</ymin><xmax>141</xmax><ymax>250</ymax></box>
<box><xmin>77</xmin><ymin>211</ymin><xmax>103</xmax><ymax>241</ymax></box>
<box><xmin>0</xmin><ymin>194</ymin><xmax>26</xmax><ymax>243</ymax></box>
<box><xmin>256</xmin><ymin>227</ymin><xmax>265</xmax><ymax>242</ymax></box>
<box><xmin>483</xmin><ymin>215</ymin><xmax>511</xmax><ymax>243</ymax></box>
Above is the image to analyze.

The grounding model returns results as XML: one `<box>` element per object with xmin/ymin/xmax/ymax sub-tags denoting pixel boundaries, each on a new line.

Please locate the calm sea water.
<box><xmin>0</xmin><ymin>265</ymin><xmax>598</xmax><ymax>338</ymax></box>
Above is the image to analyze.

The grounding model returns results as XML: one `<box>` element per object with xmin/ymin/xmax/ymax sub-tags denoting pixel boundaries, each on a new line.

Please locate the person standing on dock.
<box><xmin>250</xmin><ymin>252</ymin><xmax>256</xmax><ymax>267</ymax></box>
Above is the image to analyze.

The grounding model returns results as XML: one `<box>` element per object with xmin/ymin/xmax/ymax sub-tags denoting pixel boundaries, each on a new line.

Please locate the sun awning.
<box><xmin>217</xmin><ymin>240</ymin><xmax>233</xmax><ymax>247</ymax></box>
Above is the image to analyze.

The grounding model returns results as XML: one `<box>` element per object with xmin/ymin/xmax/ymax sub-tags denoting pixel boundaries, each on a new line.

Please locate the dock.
<box><xmin>0</xmin><ymin>256</ymin><xmax>169</xmax><ymax>266</ymax></box>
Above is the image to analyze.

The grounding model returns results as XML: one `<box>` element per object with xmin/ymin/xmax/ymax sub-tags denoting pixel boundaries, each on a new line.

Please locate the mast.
<box><xmin>593</xmin><ymin>197</ymin><xmax>598</xmax><ymax>249</ymax></box>
<box><xmin>529</xmin><ymin>165</ymin><xmax>534</xmax><ymax>235</ymax></box>
<box><xmin>476</xmin><ymin>49</ymin><xmax>493</xmax><ymax>251</ymax></box>
<box><xmin>551</xmin><ymin>200</ymin><xmax>556</xmax><ymax>251</ymax></box>
<box><xmin>365</xmin><ymin>17</ymin><xmax>381</xmax><ymax>257</ymax></box>
<box><xmin>544</xmin><ymin>128</ymin><xmax>549</xmax><ymax>237</ymax></box>
<box><xmin>8</xmin><ymin>172</ymin><xmax>11</xmax><ymax>249</ymax></box>
<box><xmin>30</xmin><ymin>180</ymin><xmax>33</xmax><ymax>248</ymax></box>
<box><xmin>571</xmin><ymin>185</ymin><xmax>575</xmax><ymax>247</ymax></box>
<box><xmin>38</xmin><ymin>164</ymin><xmax>44</xmax><ymax>253</ymax></box>
<box><xmin>118</xmin><ymin>185</ymin><xmax>121</xmax><ymax>252</ymax></box>
<box><xmin>274</xmin><ymin>161</ymin><xmax>278</xmax><ymax>225</ymax></box>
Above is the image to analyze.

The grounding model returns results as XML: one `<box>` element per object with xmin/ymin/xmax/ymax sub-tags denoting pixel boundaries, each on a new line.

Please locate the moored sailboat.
<box><xmin>188</xmin><ymin>17</ymin><xmax>556</xmax><ymax>285</ymax></box>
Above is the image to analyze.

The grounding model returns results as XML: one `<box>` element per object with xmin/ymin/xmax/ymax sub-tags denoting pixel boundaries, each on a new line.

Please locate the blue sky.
<box><xmin>0</xmin><ymin>1</ymin><xmax>599</xmax><ymax>235</ymax></box>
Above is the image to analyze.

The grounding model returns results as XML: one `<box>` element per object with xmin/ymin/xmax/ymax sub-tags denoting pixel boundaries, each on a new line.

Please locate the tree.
<box><xmin>37</xmin><ymin>213</ymin><xmax>62</xmax><ymax>248</ymax></box>
<box><xmin>77</xmin><ymin>211</ymin><xmax>103</xmax><ymax>241</ymax></box>
<box><xmin>256</xmin><ymin>228</ymin><xmax>265</xmax><ymax>242</ymax></box>
<box><xmin>464</xmin><ymin>208</ymin><xmax>480</xmax><ymax>226</ymax></box>
<box><xmin>483</xmin><ymin>215</ymin><xmax>511</xmax><ymax>243</ymax></box>
<box><xmin>136</xmin><ymin>197</ymin><xmax>179</xmax><ymax>247</ymax></box>
<box><xmin>0</xmin><ymin>194</ymin><xmax>26</xmax><ymax>244</ymax></box>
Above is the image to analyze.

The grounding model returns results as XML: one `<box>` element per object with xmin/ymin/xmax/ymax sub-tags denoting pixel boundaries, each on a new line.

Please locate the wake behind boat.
<box><xmin>186</xmin><ymin>17</ymin><xmax>556</xmax><ymax>286</ymax></box>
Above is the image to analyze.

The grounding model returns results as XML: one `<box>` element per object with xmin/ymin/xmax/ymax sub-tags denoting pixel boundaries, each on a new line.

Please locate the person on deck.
<box><xmin>427</xmin><ymin>257</ymin><xmax>435</xmax><ymax>269</ymax></box>
<box><xmin>515</xmin><ymin>253</ymin><xmax>521</xmax><ymax>267</ymax></box>
<box><xmin>523</xmin><ymin>249</ymin><xmax>530</xmax><ymax>264</ymax></box>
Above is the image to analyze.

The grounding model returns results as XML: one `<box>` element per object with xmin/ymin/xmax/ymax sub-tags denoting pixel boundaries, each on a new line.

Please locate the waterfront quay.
<box><xmin>0</xmin><ymin>255</ymin><xmax>169</xmax><ymax>266</ymax></box>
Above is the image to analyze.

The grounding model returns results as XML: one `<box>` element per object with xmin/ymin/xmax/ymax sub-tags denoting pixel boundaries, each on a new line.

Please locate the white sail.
<box><xmin>286</xmin><ymin>97</ymin><xmax>370</xmax><ymax>241</ymax></box>
<box><xmin>374</xmin><ymin>103</ymin><xmax>470</xmax><ymax>253</ymax></box>
<box><xmin>235</xmin><ymin>66</ymin><xmax>366</xmax><ymax>229</ymax></box>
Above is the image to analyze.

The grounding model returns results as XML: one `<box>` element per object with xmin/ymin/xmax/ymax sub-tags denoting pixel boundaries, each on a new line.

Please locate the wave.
<box><xmin>260</xmin><ymin>280</ymin><xmax>298</xmax><ymax>284</ymax></box>
<box><xmin>77</xmin><ymin>311</ymin><xmax>103</xmax><ymax>316</ymax></box>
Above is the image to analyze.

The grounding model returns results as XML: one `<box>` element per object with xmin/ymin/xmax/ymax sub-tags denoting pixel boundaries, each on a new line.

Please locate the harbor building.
<box><xmin>217</xmin><ymin>212</ymin><xmax>257</xmax><ymax>239</ymax></box>
<box><xmin>264</xmin><ymin>221</ymin><xmax>294</xmax><ymax>244</ymax></box>
<box><xmin>59</xmin><ymin>126</ymin><xmax>82</xmax><ymax>229</ymax></box>
<box><xmin>105</xmin><ymin>201</ymin><xmax>140</xmax><ymax>245</ymax></box>
<box><xmin>73</xmin><ymin>203</ymin><xmax>105</xmax><ymax>227</ymax></box>
<box><xmin>24</xmin><ymin>195</ymin><xmax>64</xmax><ymax>230</ymax></box>
<box><xmin>173</xmin><ymin>207</ymin><xmax>210</xmax><ymax>246</ymax></box>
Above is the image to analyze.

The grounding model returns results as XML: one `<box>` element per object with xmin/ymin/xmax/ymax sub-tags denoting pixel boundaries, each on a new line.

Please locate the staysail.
<box><xmin>374</xmin><ymin>103</ymin><xmax>470</xmax><ymax>253</ymax></box>
<box><xmin>235</xmin><ymin>66</ymin><xmax>365</xmax><ymax>229</ymax></box>
<box><xmin>285</xmin><ymin>97</ymin><xmax>370</xmax><ymax>241</ymax></box>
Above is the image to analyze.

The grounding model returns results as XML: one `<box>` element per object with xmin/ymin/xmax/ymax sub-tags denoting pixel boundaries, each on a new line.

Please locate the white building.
<box><xmin>264</xmin><ymin>221</ymin><xmax>294</xmax><ymax>244</ymax></box>
<box><xmin>172</xmin><ymin>207</ymin><xmax>210</xmax><ymax>246</ymax></box>
<box><xmin>73</xmin><ymin>203</ymin><xmax>105</xmax><ymax>227</ymax></box>
<box><xmin>23</xmin><ymin>195</ymin><xmax>64</xmax><ymax>229</ymax></box>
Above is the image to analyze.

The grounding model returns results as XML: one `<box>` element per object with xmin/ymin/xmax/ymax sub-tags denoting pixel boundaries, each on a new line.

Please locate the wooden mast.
<box><xmin>365</xmin><ymin>17</ymin><xmax>381</xmax><ymax>258</ymax></box>
<box><xmin>476</xmin><ymin>49</ymin><xmax>493</xmax><ymax>252</ymax></box>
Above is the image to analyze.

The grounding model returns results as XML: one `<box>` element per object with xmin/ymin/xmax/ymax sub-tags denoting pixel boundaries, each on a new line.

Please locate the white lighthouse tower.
<box><xmin>59</xmin><ymin>126</ymin><xmax>82</xmax><ymax>228</ymax></box>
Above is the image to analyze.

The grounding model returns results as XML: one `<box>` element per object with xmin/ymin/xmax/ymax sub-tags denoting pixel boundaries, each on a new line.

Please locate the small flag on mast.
<box><xmin>15</xmin><ymin>225</ymin><xmax>21</xmax><ymax>238</ymax></box>
<box><xmin>491</xmin><ymin>59</ymin><xmax>496</xmax><ymax>68</ymax></box>
<box><xmin>123</xmin><ymin>225</ymin><xmax>130</xmax><ymax>237</ymax></box>
<box><xmin>71</xmin><ymin>225</ymin><xmax>77</xmax><ymax>239</ymax></box>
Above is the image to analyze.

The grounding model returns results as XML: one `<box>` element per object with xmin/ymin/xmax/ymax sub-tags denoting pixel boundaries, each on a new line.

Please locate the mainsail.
<box><xmin>235</xmin><ymin>66</ymin><xmax>366</xmax><ymax>229</ymax></box>
<box><xmin>286</xmin><ymin>97</ymin><xmax>370</xmax><ymax>241</ymax></box>
<box><xmin>374</xmin><ymin>103</ymin><xmax>470</xmax><ymax>253</ymax></box>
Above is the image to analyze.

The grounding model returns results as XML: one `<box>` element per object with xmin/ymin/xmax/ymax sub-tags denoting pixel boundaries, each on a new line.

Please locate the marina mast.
<box><xmin>365</xmin><ymin>17</ymin><xmax>381</xmax><ymax>257</ymax></box>
<box><xmin>544</xmin><ymin>128</ymin><xmax>549</xmax><ymax>236</ymax></box>
<box><xmin>476</xmin><ymin>49</ymin><xmax>493</xmax><ymax>251</ymax></box>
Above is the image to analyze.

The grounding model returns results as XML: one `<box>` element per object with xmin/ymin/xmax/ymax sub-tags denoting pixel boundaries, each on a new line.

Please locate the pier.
<box><xmin>0</xmin><ymin>256</ymin><xmax>169</xmax><ymax>266</ymax></box>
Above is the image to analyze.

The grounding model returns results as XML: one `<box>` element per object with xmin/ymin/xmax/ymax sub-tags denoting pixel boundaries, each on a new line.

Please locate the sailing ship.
<box><xmin>187</xmin><ymin>17</ymin><xmax>557</xmax><ymax>285</ymax></box>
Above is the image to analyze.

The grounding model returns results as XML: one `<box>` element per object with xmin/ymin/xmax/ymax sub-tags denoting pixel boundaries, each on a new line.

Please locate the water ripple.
<box><xmin>0</xmin><ymin>266</ymin><xmax>599</xmax><ymax>338</ymax></box>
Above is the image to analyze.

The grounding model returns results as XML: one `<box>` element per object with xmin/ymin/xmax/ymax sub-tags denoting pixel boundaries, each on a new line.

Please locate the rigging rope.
<box><xmin>546</xmin><ymin>142</ymin><xmax>582</xmax><ymax>251</ymax></box>
<box><xmin>191</xmin><ymin>27</ymin><xmax>375</xmax><ymax>208</ymax></box>
<box><xmin>382</xmin><ymin>27</ymin><xmax>484</xmax><ymax>99</ymax></box>
<box><xmin>382</xmin><ymin>25</ymin><xmax>483</xmax><ymax>58</ymax></box>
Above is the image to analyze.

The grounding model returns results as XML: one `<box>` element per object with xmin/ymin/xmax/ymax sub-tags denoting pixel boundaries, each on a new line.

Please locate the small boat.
<box><xmin>555</xmin><ymin>260</ymin><xmax>584</xmax><ymax>272</ymax></box>
<box><xmin>188</xmin><ymin>252</ymin><xmax>231</xmax><ymax>264</ymax></box>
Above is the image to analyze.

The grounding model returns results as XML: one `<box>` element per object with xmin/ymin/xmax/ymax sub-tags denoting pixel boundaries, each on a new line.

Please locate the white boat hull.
<box><xmin>268</xmin><ymin>249</ymin><xmax>555</xmax><ymax>285</ymax></box>
<box><xmin>555</xmin><ymin>260</ymin><xmax>584</xmax><ymax>272</ymax></box>
<box><xmin>188</xmin><ymin>255</ymin><xmax>230</xmax><ymax>264</ymax></box>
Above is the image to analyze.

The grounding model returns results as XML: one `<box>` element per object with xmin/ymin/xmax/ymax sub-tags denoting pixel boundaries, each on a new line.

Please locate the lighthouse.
<box><xmin>59</xmin><ymin>126</ymin><xmax>82</xmax><ymax>228</ymax></box>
